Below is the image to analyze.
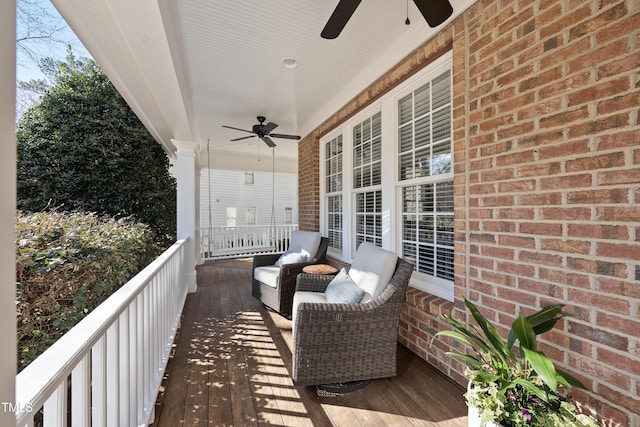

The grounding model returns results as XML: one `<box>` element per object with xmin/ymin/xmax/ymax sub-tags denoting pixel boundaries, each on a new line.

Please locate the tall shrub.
<box><xmin>16</xmin><ymin>210</ymin><xmax>157</xmax><ymax>370</ymax></box>
<box><xmin>16</xmin><ymin>50</ymin><xmax>176</xmax><ymax>243</ymax></box>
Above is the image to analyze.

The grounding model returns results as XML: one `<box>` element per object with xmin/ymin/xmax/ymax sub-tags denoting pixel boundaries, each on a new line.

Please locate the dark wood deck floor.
<box><xmin>151</xmin><ymin>258</ymin><xmax>468</xmax><ymax>426</ymax></box>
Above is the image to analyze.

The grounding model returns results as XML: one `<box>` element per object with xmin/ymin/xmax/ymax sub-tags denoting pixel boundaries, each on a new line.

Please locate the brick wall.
<box><xmin>298</xmin><ymin>0</ymin><xmax>640</xmax><ymax>424</ymax></box>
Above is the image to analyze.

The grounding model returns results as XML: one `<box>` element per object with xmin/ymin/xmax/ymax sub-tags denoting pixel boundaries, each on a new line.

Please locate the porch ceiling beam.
<box><xmin>51</xmin><ymin>0</ymin><xmax>196</xmax><ymax>157</ymax></box>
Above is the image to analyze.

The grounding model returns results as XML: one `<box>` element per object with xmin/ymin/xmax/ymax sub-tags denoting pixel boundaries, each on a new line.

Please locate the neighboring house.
<box><xmin>200</xmin><ymin>169</ymin><xmax>298</xmax><ymax>228</ymax></box>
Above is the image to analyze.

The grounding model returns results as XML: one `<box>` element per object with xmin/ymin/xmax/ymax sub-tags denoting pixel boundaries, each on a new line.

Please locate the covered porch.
<box><xmin>151</xmin><ymin>258</ymin><xmax>467</xmax><ymax>427</ymax></box>
<box><xmin>1</xmin><ymin>0</ymin><xmax>639</xmax><ymax>425</ymax></box>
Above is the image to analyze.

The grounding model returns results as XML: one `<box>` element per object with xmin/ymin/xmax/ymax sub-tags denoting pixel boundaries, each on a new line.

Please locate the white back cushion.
<box><xmin>349</xmin><ymin>242</ymin><xmax>397</xmax><ymax>303</ymax></box>
<box><xmin>289</xmin><ymin>230</ymin><xmax>321</xmax><ymax>259</ymax></box>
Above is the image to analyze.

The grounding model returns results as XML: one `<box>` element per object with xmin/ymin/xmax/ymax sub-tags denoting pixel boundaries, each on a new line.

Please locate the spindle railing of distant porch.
<box><xmin>200</xmin><ymin>224</ymin><xmax>298</xmax><ymax>259</ymax></box>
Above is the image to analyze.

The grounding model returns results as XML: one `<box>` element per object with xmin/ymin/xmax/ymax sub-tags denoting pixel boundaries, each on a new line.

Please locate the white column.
<box><xmin>0</xmin><ymin>1</ymin><xmax>17</xmax><ymax>426</ymax></box>
<box><xmin>172</xmin><ymin>140</ymin><xmax>199</xmax><ymax>293</ymax></box>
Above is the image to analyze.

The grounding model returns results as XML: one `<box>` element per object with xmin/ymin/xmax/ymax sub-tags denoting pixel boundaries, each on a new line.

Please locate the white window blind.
<box><xmin>397</xmin><ymin>68</ymin><xmax>454</xmax><ymax>300</ymax></box>
<box><xmin>325</xmin><ymin>135</ymin><xmax>343</xmax><ymax>249</ymax></box>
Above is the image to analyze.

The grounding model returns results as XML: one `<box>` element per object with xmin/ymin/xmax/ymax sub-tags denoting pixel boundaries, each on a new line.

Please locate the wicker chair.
<box><xmin>252</xmin><ymin>231</ymin><xmax>329</xmax><ymax>318</ymax></box>
<box><xmin>291</xmin><ymin>243</ymin><xmax>413</xmax><ymax>386</ymax></box>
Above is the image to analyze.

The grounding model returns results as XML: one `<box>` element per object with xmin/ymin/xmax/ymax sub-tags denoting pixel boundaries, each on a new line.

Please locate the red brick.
<box><xmin>520</xmin><ymin>222</ymin><xmax>562</xmax><ymax>236</ymax></box>
<box><xmin>598</xmin><ymin>206</ymin><xmax>640</xmax><ymax>222</ymax></box>
<box><xmin>567</xmin><ymin>188</ymin><xmax>629</xmax><ymax>204</ymax></box>
<box><xmin>539</xmin><ymin>106</ymin><xmax>589</xmax><ymax>129</ymax></box>
<box><xmin>568</xmin><ymin>320</ymin><xmax>629</xmax><ymax>350</ymax></box>
<box><xmin>569</xmin><ymin>2</ymin><xmax>628</xmax><ymax>41</ymax></box>
<box><xmin>598</xmin><ymin>169</ymin><xmax>640</xmax><ymax>185</ymax></box>
<box><xmin>596</xmin><ymin>277</ymin><xmax>640</xmax><ymax>300</ymax></box>
<box><xmin>598</xmin><ymin>128</ymin><xmax>640</xmax><ymax>150</ymax></box>
<box><xmin>499</xmin><ymin>234</ymin><xmax>536</xmax><ymax>249</ymax></box>
<box><xmin>567</xmin><ymin>257</ymin><xmax>628</xmax><ymax>278</ymax></box>
<box><xmin>598</xmin><ymin>91</ymin><xmax>640</xmax><ymax>115</ymax></box>
<box><xmin>568</xmin><ymin>223</ymin><xmax>629</xmax><ymax>240</ymax></box>
<box><xmin>598</xmin><ymin>51</ymin><xmax>640</xmax><ymax>79</ymax></box>
<box><xmin>597</xmin><ymin>242</ymin><xmax>640</xmax><ymax>261</ymax></box>
<box><xmin>540</xmin><ymin>238</ymin><xmax>591</xmax><ymax>254</ymax></box>
<box><xmin>595</xmin><ymin>3</ymin><xmax>637</xmax><ymax>44</ymax></box>
<box><xmin>519</xmin><ymin>250</ymin><xmax>563</xmax><ymax>267</ymax></box>
<box><xmin>537</xmin><ymin>139</ymin><xmax>590</xmax><ymax>160</ymax></box>
<box><xmin>568</xmin><ymin>112</ymin><xmax>630</xmax><ymax>138</ymax></box>
<box><xmin>540</xmin><ymin>207</ymin><xmax>591</xmax><ymax>221</ymax></box>
<box><xmin>539</xmin><ymin>70</ymin><xmax>591</xmax><ymax>100</ymax></box>
<box><xmin>567</xmin><ymin>77</ymin><xmax>631</xmax><ymax>107</ymax></box>
<box><xmin>540</xmin><ymin>173</ymin><xmax>592</xmax><ymax>190</ymax></box>
<box><xmin>568</xmin><ymin>39</ymin><xmax>631</xmax><ymax>74</ymax></box>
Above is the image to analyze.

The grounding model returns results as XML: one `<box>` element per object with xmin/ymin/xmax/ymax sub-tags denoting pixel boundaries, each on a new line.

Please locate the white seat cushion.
<box><xmin>349</xmin><ymin>242</ymin><xmax>397</xmax><ymax>303</ymax></box>
<box><xmin>289</xmin><ymin>230</ymin><xmax>321</xmax><ymax>259</ymax></box>
<box><xmin>253</xmin><ymin>265</ymin><xmax>280</xmax><ymax>288</ymax></box>
<box><xmin>292</xmin><ymin>291</ymin><xmax>327</xmax><ymax>334</ymax></box>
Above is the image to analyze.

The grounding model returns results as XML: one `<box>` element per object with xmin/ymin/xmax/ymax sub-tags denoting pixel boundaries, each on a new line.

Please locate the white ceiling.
<box><xmin>52</xmin><ymin>0</ymin><xmax>473</xmax><ymax>172</ymax></box>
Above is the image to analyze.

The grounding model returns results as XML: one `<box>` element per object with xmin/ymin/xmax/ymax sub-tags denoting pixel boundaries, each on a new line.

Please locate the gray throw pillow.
<box><xmin>275</xmin><ymin>250</ymin><xmax>307</xmax><ymax>267</ymax></box>
<box><xmin>324</xmin><ymin>268</ymin><xmax>364</xmax><ymax>304</ymax></box>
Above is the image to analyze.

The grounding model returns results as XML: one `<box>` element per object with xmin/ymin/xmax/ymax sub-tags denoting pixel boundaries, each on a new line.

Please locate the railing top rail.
<box><xmin>15</xmin><ymin>238</ymin><xmax>188</xmax><ymax>420</ymax></box>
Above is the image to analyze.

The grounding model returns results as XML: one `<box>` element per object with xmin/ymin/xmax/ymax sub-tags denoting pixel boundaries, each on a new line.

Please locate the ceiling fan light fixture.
<box><xmin>282</xmin><ymin>58</ymin><xmax>298</xmax><ymax>69</ymax></box>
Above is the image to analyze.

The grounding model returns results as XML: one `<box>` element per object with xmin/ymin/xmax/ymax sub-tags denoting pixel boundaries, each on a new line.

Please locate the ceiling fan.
<box><xmin>321</xmin><ymin>0</ymin><xmax>454</xmax><ymax>39</ymax></box>
<box><xmin>222</xmin><ymin>116</ymin><xmax>301</xmax><ymax>148</ymax></box>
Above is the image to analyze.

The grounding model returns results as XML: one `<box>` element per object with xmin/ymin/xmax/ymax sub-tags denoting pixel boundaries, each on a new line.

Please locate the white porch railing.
<box><xmin>15</xmin><ymin>239</ymin><xmax>189</xmax><ymax>427</ymax></box>
<box><xmin>200</xmin><ymin>224</ymin><xmax>298</xmax><ymax>259</ymax></box>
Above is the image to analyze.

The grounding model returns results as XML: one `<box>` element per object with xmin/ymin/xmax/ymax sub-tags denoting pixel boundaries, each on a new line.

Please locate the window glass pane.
<box><xmin>354</xmin><ymin>190</ymin><xmax>382</xmax><ymax>248</ymax></box>
<box><xmin>398</xmin><ymin>71</ymin><xmax>451</xmax><ymax>181</ymax></box>
<box><xmin>432</xmin><ymin>70</ymin><xmax>451</xmax><ymax>110</ymax></box>
<box><xmin>414</xmin><ymin>83</ymin><xmax>431</xmax><ymax>118</ymax></box>
<box><xmin>398</xmin><ymin>93</ymin><xmax>413</xmax><ymax>125</ymax></box>
<box><xmin>327</xmin><ymin>194</ymin><xmax>343</xmax><ymax>249</ymax></box>
<box><xmin>325</xmin><ymin>135</ymin><xmax>343</xmax><ymax>250</ymax></box>
<box><xmin>401</xmin><ymin>181</ymin><xmax>454</xmax><ymax>283</ymax></box>
<box><xmin>353</xmin><ymin>111</ymin><xmax>382</xmax><ymax>189</ymax></box>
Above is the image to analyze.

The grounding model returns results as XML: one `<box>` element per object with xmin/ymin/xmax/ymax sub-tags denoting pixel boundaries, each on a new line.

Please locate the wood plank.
<box><xmin>152</xmin><ymin>259</ymin><xmax>469</xmax><ymax>427</ymax></box>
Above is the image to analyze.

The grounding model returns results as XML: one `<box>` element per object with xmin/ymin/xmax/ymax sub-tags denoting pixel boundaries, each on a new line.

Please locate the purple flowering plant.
<box><xmin>434</xmin><ymin>299</ymin><xmax>598</xmax><ymax>426</ymax></box>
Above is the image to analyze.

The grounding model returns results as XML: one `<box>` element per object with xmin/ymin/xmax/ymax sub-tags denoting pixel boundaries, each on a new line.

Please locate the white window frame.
<box><xmin>226</xmin><ymin>207</ymin><xmax>237</xmax><ymax>227</ymax></box>
<box><xmin>320</xmin><ymin>52</ymin><xmax>454</xmax><ymax>301</ymax></box>
<box><xmin>284</xmin><ymin>206</ymin><xmax>293</xmax><ymax>224</ymax></box>
<box><xmin>244</xmin><ymin>171</ymin><xmax>255</xmax><ymax>184</ymax></box>
<box><xmin>246</xmin><ymin>206</ymin><xmax>257</xmax><ymax>225</ymax></box>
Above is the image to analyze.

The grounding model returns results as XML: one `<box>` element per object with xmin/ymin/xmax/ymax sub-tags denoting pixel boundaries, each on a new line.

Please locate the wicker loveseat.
<box><xmin>290</xmin><ymin>242</ymin><xmax>413</xmax><ymax>386</ymax></box>
<box><xmin>252</xmin><ymin>230</ymin><xmax>329</xmax><ymax>318</ymax></box>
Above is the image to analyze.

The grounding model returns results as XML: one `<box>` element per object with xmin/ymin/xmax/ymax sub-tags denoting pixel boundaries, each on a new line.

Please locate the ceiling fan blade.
<box><xmin>413</xmin><ymin>0</ymin><xmax>453</xmax><ymax>27</ymax></box>
<box><xmin>261</xmin><ymin>136</ymin><xmax>277</xmax><ymax>148</ymax></box>
<box><xmin>230</xmin><ymin>135</ymin><xmax>256</xmax><ymax>142</ymax></box>
<box><xmin>262</xmin><ymin>122</ymin><xmax>278</xmax><ymax>134</ymax></box>
<box><xmin>222</xmin><ymin>125</ymin><xmax>253</xmax><ymax>134</ymax></box>
<box><xmin>270</xmin><ymin>133</ymin><xmax>301</xmax><ymax>140</ymax></box>
<box><xmin>321</xmin><ymin>0</ymin><xmax>362</xmax><ymax>39</ymax></box>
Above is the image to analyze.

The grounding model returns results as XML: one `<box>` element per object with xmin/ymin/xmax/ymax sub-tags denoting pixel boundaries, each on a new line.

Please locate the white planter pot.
<box><xmin>467</xmin><ymin>404</ymin><xmax>500</xmax><ymax>427</ymax></box>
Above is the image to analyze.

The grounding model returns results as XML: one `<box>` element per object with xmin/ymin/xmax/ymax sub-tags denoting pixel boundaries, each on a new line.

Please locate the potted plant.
<box><xmin>433</xmin><ymin>299</ymin><xmax>598</xmax><ymax>427</ymax></box>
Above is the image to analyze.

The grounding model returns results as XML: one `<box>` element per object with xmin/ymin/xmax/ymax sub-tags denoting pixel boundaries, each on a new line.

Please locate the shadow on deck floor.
<box><xmin>151</xmin><ymin>258</ymin><xmax>468</xmax><ymax>426</ymax></box>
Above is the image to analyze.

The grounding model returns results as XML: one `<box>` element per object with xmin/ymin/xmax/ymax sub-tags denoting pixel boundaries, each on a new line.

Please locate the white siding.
<box><xmin>200</xmin><ymin>169</ymin><xmax>298</xmax><ymax>227</ymax></box>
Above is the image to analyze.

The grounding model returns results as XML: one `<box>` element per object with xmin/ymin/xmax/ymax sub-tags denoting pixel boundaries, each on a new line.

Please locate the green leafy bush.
<box><xmin>16</xmin><ymin>210</ymin><xmax>158</xmax><ymax>370</ymax></box>
<box><xmin>17</xmin><ymin>51</ymin><xmax>176</xmax><ymax>244</ymax></box>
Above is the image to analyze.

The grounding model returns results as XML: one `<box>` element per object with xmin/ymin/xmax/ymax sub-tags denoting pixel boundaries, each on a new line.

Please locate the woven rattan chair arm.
<box><xmin>252</xmin><ymin>253</ymin><xmax>282</xmax><ymax>268</ymax></box>
<box><xmin>295</xmin><ymin>273</ymin><xmax>334</xmax><ymax>292</ymax></box>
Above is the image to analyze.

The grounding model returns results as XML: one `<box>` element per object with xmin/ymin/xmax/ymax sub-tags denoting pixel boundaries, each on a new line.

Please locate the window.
<box><xmin>319</xmin><ymin>52</ymin><xmax>454</xmax><ymax>300</ymax></box>
<box><xmin>284</xmin><ymin>207</ymin><xmax>293</xmax><ymax>224</ymax></box>
<box><xmin>353</xmin><ymin>112</ymin><xmax>382</xmax><ymax>189</ymax></box>
<box><xmin>397</xmin><ymin>68</ymin><xmax>454</xmax><ymax>300</ymax></box>
<box><xmin>325</xmin><ymin>135</ymin><xmax>343</xmax><ymax>250</ymax></box>
<box><xmin>226</xmin><ymin>207</ymin><xmax>237</xmax><ymax>227</ymax></box>
<box><xmin>244</xmin><ymin>172</ymin><xmax>254</xmax><ymax>184</ymax></box>
<box><xmin>355</xmin><ymin>190</ymin><xmax>382</xmax><ymax>248</ymax></box>
<box><xmin>353</xmin><ymin>111</ymin><xmax>383</xmax><ymax>248</ymax></box>
<box><xmin>246</xmin><ymin>206</ymin><xmax>256</xmax><ymax>225</ymax></box>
